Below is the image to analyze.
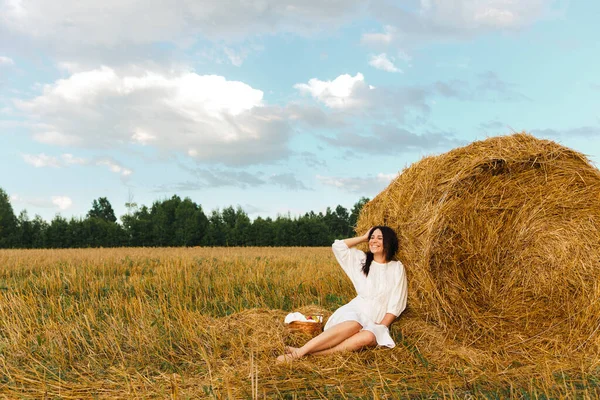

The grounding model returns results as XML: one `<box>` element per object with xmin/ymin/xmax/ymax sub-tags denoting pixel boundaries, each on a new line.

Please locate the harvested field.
<box><xmin>1</xmin><ymin>245</ymin><xmax>599</xmax><ymax>398</ymax></box>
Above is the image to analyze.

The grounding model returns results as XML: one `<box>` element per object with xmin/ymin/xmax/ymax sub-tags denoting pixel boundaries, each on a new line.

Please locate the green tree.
<box><xmin>323</xmin><ymin>205</ymin><xmax>351</xmax><ymax>241</ymax></box>
<box><xmin>273</xmin><ymin>214</ymin><xmax>296</xmax><ymax>246</ymax></box>
<box><xmin>150</xmin><ymin>195</ymin><xmax>181</xmax><ymax>246</ymax></box>
<box><xmin>297</xmin><ymin>211</ymin><xmax>330</xmax><ymax>246</ymax></box>
<box><xmin>92</xmin><ymin>218</ymin><xmax>126</xmax><ymax>247</ymax></box>
<box><xmin>16</xmin><ymin>212</ymin><xmax>48</xmax><ymax>248</ymax></box>
<box><xmin>349</xmin><ymin>197</ymin><xmax>370</xmax><ymax>231</ymax></box>
<box><xmin>249</xmin><ymin>216</ymin><xmax>274</xmax><ymax>246</ymax></box>
<box><xmin>87</xmin><ymin>197</ymin><xmax>117</xmax><ymax>223</ymax></box>
<box><xmin>85</xmin><ymin>196</ymin><xmax>128</xmax><ymax>246</ymax></box>
<box><xmin>30</xmin><ymin>215</ymin><xmax>48</xmax><ymax>248</ymax></box>
<box><xmin>122</xmin><ymin>205</ymin><xmax>153</xmax><ymax>246</ymax></box>
<box><xmin>46</xmin><ymin>215</ymin><xmax>71</xmax><ymax>248</ymax></box>
<box><xmin>68</xmin><ymin>218</ymin><xmax>86</xmax><ymax>247</ymax></box>
<box><xmin>0</xmin><ymin>188</ymin><xmax>18</xmax><ymax>248</ymax></box>
<box><xmin>76</xmin><ymin>217</ymin><xmax>124</xmax><ymax>247</ymax></box>
<box><xmin>174</xmin><ymin>198</ymin><xmax>208</xmax><ymax>246</ymax></box>
<box><xmin>2</xmin><ymin>190</ymin><xmax>379</xmax><ymax>248</ymax></box>
<box><xmin>203</xmin><ymin>209</ymin><xmax>226</xmax><ymax>246</ymax></box>
<box><xmin>16</xmin><ymin>210</ymin><xmax>32</xmax><ymax>248</ymax></box>
<box><xmin>221</xmin><ymin>206</ymin><xmax>236</xmax><ymax>245</ymax></box>
<box><xmin>232</xmin><ymin>206</ymin><xmax>251</xmax><ymax>246</ymax></box>
<box><xmin>218</xmin><ymin>206</ymin><xmax>252</xmax><ymax>245</ymax></box>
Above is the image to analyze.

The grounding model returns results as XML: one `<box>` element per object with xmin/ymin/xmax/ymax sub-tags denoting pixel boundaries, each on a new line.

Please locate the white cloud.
<box><xmin>33</xmin><ymin>131</ymin><xmax>82</xmax><ymax>146</ymax></box>
<box><xmin>22</xmin><ymin>153</ymin><xmax>61</xmax><ymax>168</ymax></box>
<box><xmin>293</xmin><ymin>73</ymin><xmax>432</xmax><ymax>123</ymax></box>
<box><xmin>15</xmin><ymin>66</ymin><xmax>292</xmax><ymax>165</ymax></box>
<box><xmin>19</xmin><ymin>66</ymin><xmax>262</xmax><ymax>116</ymax></box>
<box><xmin>197</xmin><ymin>43</ymin><xmax>264</xmax><ymax>68</ymax></box>
<box><xmin>0</xmin><ymin>0</ymin><xmax>554</xmax><ymax>70</ymax></box>
<box><xmin>294</xmin><ymin>73</ymin><xmax>370</xmax><ymax>109</ymax></box>
<box><xmin>478</xmin><ymin>119</ymin><xmax>506</xmax><ymax>131</ymax></box>
<box><xmin>21</xmin><ymin>152</ymin><xmax>131</xmax><ymax>176</ymax></box>
<box><xmin>223</xmin><ymin>47</ymin><xmax>247</xmax><ymax>67</ymax></box>
<box><xmin>268</xmin><ymin>173</ymin><xmax>309</xmax><ymax>190</ymax></box>
<box><xmin>532</xmin><ymin>126</ymin><xmax>600</xmax><ymax>138</ymax></box>
<box><xmin>57</xmin><ymin>62</ymin><xmax>81</xmax><ymax>73</ymax></box>
<box><xmin>423</xmin><ymin>0</ymin><xmax>549</xmax><ymax>29</ymax></box>
<box><xmin>317</xmin><ymin>172</ymin><xmax>397</xmax><ymax>194</ymax></box>
<box><xmin>1</xmin><ymin>0</ymin><xmax>549</xmax><ymax>50</ymax></box>
<box><xmin>52</xmin><ymin>196</ymin><xmax>72</xmax><ymax>210</ymax></box>
<box><xmin>434</xmin><ymin>72</ymin><xmax>529</xmax><ymax>102</ymax></box>
<box><xmin>22</xmin><ymin>153</ymin><xmax>88</xmax><ymax>168</ymax></box>
<box><xmin>369</xmin><ymin>53</ymin><xmax>401</xmax><ymax>73</ymax></box>
<box><xmin>397</xmin><ymin>50</ymin><xmax>413</xmax><ymax>63</ymax></box>
<box><xmin>0</xmin><ymin>0</ymin><xmax>365</xmax><ymax>48</ymax></box>
<box><xmin>97</xmin><ymin>159</ymin><xmax>132</xmax><ymax>177</ymax></box>
<box><xmin>157</xmin><ymin>167</ymin><xmax>309</xmax><ymax>191</ymax></box>
<box><xmin>475</xmin><ymin>8</ymin><xmax>514</xmax><ymax>26</ymax></box>
<box><xmin>20</xmin><ymin>66</ymin><xmax>262</xmax><ymax>116</ymax></box>
<box><xmin>317</xmin><ymin>175</ymin><xmax>346</xmax><ymax>188</ymax></box>
<box><xmin>61</xmin><ymin>153</ymin><xmax>87</xmax><ymax>165</ymax></box>
<box><xmin>321</xmin><ymin>125</ymin><xmax>464</xmax><ymax>155</ymax></box>
<box><xmin>377</xmin><ymin>172</ymin><xmax>398</xmax><ymax>181</ymax></box>
<box><xmin>360</xmin><ymin>25</ymin><xmax>396</xmax><ymax>46</ymax></box>
<box><xmin>11</xmin><ymin>193</ymin><xmax>73</xmax><ymax>211</ymax></box>
<box><xmin>0</xmin><ymin>55</ymin><xmax>14</xmax><ymax>66</ymax></box>
<box><xmin>131</xmin><ymin>128</ymin><xmax>156</xmax><ymax>145</ymax></box>
<box><xmin>369</xmin><ymin>0</ymin><xmax>552</xmax><ymax>46</ymax></box>
<box><xmin>242</xmin><ymin>204</ymin><xmax>264</xmax><ymax>215</ymax></box>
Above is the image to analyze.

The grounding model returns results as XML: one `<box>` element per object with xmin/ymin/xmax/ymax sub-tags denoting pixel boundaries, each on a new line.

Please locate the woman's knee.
<box><xmin>338</xmin><ymin>320</ymin><xmax>362</xmax><ymax>334</ymax></box>
<box><xmin>356</xmin><ymin>331</ymin><xmax>377</xmax><ymax>347</ymax></box>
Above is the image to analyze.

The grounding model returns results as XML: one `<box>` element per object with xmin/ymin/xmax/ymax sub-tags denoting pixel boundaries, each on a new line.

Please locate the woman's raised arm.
<box><xmin>343</xmin><ymin>228</ymin><xmax>371</xmax><ymax>248</ymax></box>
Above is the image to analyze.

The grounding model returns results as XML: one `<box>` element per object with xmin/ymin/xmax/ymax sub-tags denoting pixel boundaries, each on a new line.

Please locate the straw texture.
<box><xmin>357</xmin><ymin>133</ymin><xmax>600</xmax><ymax>363</ymax></box>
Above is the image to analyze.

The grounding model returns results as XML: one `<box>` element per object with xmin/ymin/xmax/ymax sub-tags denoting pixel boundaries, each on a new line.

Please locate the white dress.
<box><xmin>324</xmin><ymin>240</ymin><xmax>408</xmax><ymax>348</ymax></box>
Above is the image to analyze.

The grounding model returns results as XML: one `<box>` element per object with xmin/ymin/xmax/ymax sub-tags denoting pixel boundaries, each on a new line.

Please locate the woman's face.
<box><xmin>369</xmin><ymin>228</ymin><xmax>385</xmax><ymax>258</ymax></box>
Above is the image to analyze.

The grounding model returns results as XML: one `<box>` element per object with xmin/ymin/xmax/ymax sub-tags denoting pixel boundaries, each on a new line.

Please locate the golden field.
<box><xmin>1</xmin><ymin>247</ymin><xmax>599</xmax><ymax>399</ymax></box>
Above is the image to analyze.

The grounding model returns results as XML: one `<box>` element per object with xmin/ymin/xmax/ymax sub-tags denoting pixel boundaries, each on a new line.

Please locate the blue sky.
<box><xmin>1</xmin><ymin>0</ymin><xmax>598</xmax><ymax>222</ymax></box>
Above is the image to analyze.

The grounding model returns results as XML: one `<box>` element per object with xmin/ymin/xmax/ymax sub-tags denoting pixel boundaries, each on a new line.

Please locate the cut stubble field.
<box><xmin>0</xmin><ymin>247</ymin><xmax>598</xmax><ymax>399</ymax></box>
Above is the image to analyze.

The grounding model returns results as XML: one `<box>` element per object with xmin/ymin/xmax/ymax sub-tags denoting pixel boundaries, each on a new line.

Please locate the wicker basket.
<box><xmin>287</xmin><ymin>320</ymin><xmax>323</xmax><ymax>336</ymax></box>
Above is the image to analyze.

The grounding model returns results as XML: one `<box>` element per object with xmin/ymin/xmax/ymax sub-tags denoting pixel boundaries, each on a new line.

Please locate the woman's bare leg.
<box><xmin>310</xmin><ymin>330</ymin><xmax>377</xmax><ymax>356</ymax></box>
<box><xmin>277</xmin><ymin>321</ymin><xmax>362</xmax><ymax>362</ymax></box>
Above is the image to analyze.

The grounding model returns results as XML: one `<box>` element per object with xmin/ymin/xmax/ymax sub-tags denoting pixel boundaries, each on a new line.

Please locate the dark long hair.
<box><xmin>362</xmin><ymin>225</ymin><xmax>399</xmax><ymax>277</ymax></box>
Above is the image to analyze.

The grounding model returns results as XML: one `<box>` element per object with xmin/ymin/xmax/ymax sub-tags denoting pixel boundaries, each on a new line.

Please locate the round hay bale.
<box><xmin>357</xmin><ymin>133</ymin><xmax>600</xmax><ymax>357</ymax></box>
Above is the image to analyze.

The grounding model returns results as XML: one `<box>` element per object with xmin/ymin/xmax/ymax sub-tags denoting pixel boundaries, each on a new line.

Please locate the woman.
<box><xmin>277</xmin><ymin>226</ymin><xmax>407</xmax><ymax>362</ymax></box>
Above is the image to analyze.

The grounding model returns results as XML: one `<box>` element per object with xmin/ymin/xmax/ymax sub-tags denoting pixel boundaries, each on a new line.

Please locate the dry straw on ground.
<box><xmin>357</xmin><ymin>132</ymin><xmax>600</xmax><ymax>367</ymax></box>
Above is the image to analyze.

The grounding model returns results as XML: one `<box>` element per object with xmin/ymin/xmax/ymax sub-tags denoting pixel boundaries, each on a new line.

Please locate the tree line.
<box><xmin>0</xmin><ymin>187</ymin><xmax>369</xmax><ymax>248</ymax></box>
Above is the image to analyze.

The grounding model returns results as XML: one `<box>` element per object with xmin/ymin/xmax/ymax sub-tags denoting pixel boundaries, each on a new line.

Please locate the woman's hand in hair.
<box><xmin>342</xmin><ymin>228</ymin><xmax>373</xmax><ymax>249</ymax></box>
<box><xmin>361</xmin><ymin>227</ymin><xmax>373</xmax><ymax>243</ymax></box>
